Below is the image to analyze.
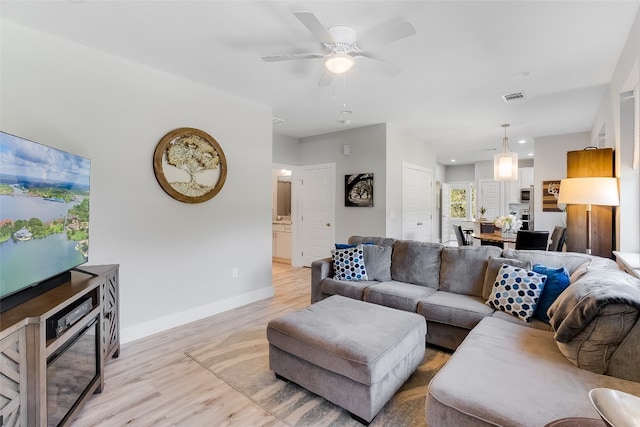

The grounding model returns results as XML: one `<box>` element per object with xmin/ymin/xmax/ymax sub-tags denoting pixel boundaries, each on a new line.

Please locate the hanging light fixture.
<box><xmin>325</xmin><ymin>53</ymin><xmax>355</xmax><ymax>74</ymax></box>
<box><xmin>494</xmin><ymin>123</ymin><xmax>519</xmax><ymax>181</ymax></box>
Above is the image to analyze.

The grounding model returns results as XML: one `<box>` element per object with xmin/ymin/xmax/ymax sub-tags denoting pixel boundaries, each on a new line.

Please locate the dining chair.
<box><xmin>453</xmin><ymin>225</ymin><xmax>472</xmax><ymax>246</ymax></box>
<box><xmin>515</xmin><ymin>230</ymin><xmax>550</xmax><ymax>251</ymax></box>
<box><xmin>480</xmin><ymin>223</ymin><xmax>497</xmax><ymax>234</ymax></box>
<box><xmin>549</xmin><ymin>226</ymin><xmax>567</xmax><ymax>252</ymax></box>
<box><xmin>478</xmin><ymin>222</ymin><xmax>502</xmax><ymax>247</ymax></box>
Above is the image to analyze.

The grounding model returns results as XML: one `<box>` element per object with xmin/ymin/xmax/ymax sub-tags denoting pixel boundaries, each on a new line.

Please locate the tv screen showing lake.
<box><xmin>0</xmin><ymin>132</ymin><xmax>90</xmax><ymax>299</ymax></box>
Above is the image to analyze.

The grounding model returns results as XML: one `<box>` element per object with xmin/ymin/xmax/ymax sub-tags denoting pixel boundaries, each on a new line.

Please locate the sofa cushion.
<box><xmin>532</xmin><ymin>263</ymin><xmax>570</xmax><ymax>324</ymax></box>
<box><xmin>483</xmin><ymin>256</ymin><xmax>532</xmax><ymax>300</ymax></box>
<box><xmin>425</xmin><ymin>316</ymin><xmax>640</xmax><ymax>427</ymax></box>
<box><xmin>548</xmin><ymin>269</ymin><xmax>640</xmax><ymax>378</ymax></box>
<box><xmin>391</xmin><ymin>240</ymin><xmax>443</xmax><ymax>289</ymax></box>
<box><xmin>332</xmin><ymin>244</ymin><xmax>368</xmax><ymax>281</ymax></box>
<box><xmin>569</xmin><ymin>256</ymin><xmax>620</xmax><ymax>283</ymax></box>
<box><xmin>348</xmin><ymin>235</ymin><xmax>396</xmax><ymax>247</ymax></box>
<box><xmin>440</xmin><ymin>246</ymin><xmax>502</xmax><ymax>297</ymax></box>
<box><xmin>321</xmin><ymin>277</ymin><xmax>376</xmax><ymax>300</ymax></box>
<box><xmin>365</xmin><ymin>281</ymin><xmax>436</xmax><ymax>312</ymax></box>
<box><xmin>491</xmin><ymin>310</ymin><xmax>553</xmax><ymax>332</ymax></box>
<box><xmin>417</xmin><ymin>291</ymin><xmax>494</xmax><ymax>330</ymax></box>
<box><xmin>501</xmin><ymin>248</ymin><xmax>616</xmax><ymax>276</ymax></box>
<box><xmin>362</xmin><ymin>244</ymin><xmax>392</xmax><ymax>281</ymax></box>
<box><xmin>486</xmin><ymin>264</ymin><xmax>546</xmax><ymax>322</ymax></box>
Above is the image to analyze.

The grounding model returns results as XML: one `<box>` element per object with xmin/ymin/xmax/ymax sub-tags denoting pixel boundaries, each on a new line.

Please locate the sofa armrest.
<box><xmin>311</xmin><ymin>257</ymin><xmax>333</xmax><ymax>303</ymax></box>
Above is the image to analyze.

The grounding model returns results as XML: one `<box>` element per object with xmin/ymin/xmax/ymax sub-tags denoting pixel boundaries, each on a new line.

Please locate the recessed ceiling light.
<box><xmin>518</xmin><ymin>139</ymin><xmax>526</xmax><ymax>144</ymax></box>
<box><xmin>528</xmin><ymin>153</ymin><xmax>534</xmax><ymax>156</ymax></box>
<box><xmin>513</xmin><ymin>71</ymin><xmax>531</xmax><ymax>78</ymax></box>
<box><xmin>451</xmin><ymin>159</ymin><xmax>456</xmax><ymax>163</ymax></box>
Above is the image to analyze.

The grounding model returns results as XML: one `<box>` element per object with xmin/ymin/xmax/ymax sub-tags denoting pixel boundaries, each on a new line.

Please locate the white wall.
<box><xmin>273</xmin><ymin>133</ymin><xmax>301</xmax><ymax>166</ymax></box>
<box><xmin>445</xmin><ymin>164</ymin><xmax>475</xmax><ymax>183</ymax></box>
<box><xmin>299</xmin><ymin>124</ymin><xmax>387</xmax><ymax>243</ymax></box>
<box><xmin>533</xmin><ymin>132</ymin><xmax>590</xmax><ymax>234</ymax></box>
<box><xmin>1</xmin><ymin>20</ymin><xmax>274</xmax><ymax>343</ymax></box>
<box><xmin>592</xmin><ymin>8</ymin><xmax>640</xmax><ymax>252</ymax></box>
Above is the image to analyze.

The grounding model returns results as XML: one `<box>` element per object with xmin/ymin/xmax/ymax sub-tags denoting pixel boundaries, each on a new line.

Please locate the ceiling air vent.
<box><xmin>501</xmin><ymin>92</ymin><xmax>526</xmax><ymax>103</ymax></box>
<box><xmin>272</xmin><ymin>117</ymin><xmax>284</xmax><ymax>125</ymax></box>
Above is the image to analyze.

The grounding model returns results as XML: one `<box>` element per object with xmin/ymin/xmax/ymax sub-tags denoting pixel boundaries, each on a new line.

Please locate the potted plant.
<box><xmin>479</xmin><ymin>206</ymin><xmax>487</xmax><ymax>220</ymax></box>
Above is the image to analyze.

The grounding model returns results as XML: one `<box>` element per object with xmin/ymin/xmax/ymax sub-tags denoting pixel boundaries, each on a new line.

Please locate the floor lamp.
<box><xmin>557</xmin><ymin>177</ymin><xmax>619</xmax><ymax>254</ymax></box>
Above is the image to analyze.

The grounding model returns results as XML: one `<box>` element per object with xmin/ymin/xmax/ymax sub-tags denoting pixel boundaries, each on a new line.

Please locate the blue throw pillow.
<box><xmin>335</xmin><ymin>242</ymin><xmax>374</xmax><ymax>249</ymax></box>
<box><xmin>533</xmin><ymin>263</ymin><xmax>570</xmax><ymax>324</ymax></box>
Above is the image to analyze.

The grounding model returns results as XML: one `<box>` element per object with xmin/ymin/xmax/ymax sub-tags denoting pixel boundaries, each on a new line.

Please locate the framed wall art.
<box><xmin>542</xmin><ymin>180</ymin><xmax>562</xmax><ymax>212</ymax></box>
<box><xmin>153</xmin><ymin>127</ymin><xmax>227</xmax><ymax>203</ymax></box>
<box><xmin>345</xmin><ymin>173</ymin><xmax>373</xmax><ymax>207</ymax></box>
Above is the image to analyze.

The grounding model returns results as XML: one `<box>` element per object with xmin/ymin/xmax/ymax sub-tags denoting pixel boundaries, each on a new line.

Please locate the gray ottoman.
<box><xmin>267</xmin><ymin>295</ymin><xmax>426</xmax><ymax>424</ymax></box>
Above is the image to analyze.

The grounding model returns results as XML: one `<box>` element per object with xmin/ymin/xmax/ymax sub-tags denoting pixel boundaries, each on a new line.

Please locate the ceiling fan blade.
<box><xmin>294</xmin><ymin>11</ymin><xmax>335</xmax><ymax>44</ymax></box>
<box><xmin>357</xmin><ymin>17</ymin><xmax>416</xmax><ymax>50</ymax></box>
<box><xmin>318</xmin><ymin>70</ymin><xmax>334</xmax><ymax>87</ymax></box>
<box><xmin>262</xmin><ymin>53</ymin><xmax>325</xmax><ymax>62</ymax></box>
<box><xmin>352</xmin><ymin>53</ymin><xmax>401</xmax><ymax>77</ymax></box>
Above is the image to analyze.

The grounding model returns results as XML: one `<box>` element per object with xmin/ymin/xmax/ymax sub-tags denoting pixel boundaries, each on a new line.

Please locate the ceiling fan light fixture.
<box><xmin>325</xmin><ymin>54</ymin><xmax>355</xmax><ymax>74</ymax></box>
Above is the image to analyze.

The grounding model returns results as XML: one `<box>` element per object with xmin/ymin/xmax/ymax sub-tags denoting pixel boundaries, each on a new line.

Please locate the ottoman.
<box><xmin>267</xmin><ymin>295</ymin><xmax>426</xmax><ymax>424</ymax></box>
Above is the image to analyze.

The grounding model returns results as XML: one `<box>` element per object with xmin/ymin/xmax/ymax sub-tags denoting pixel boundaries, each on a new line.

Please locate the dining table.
<box><xmin>471</xmin><ymin>232</ymin><xmax>517</xmax><ymax>249</ymax></box>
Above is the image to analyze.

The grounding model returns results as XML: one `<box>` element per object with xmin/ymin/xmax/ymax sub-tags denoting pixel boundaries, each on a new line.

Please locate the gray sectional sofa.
<box><xmin>310</xmin><ymin>236</ymin><xmax>640</xmax><ymax>426</ymax></box>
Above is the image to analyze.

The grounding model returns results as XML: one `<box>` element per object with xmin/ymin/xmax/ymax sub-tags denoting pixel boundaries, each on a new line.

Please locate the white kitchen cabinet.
<box><xmin>520</xmin><ymin>167</ymin><xmax>534</xmax><ymax>188</ymax></box>
<box><xmin>272</xmin><ymin>223</ymin><xmax>292</xmax><ymax>262</ymax></box>
<box><xmin>507</xmin><ymin>167</ymin><xmax>534</xmax><ymax>204</ymax></box>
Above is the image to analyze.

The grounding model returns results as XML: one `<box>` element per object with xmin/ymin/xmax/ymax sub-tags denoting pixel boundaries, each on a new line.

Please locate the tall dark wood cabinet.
<box><xmin>566</xmin><ymin>148</ymin><xmax>615</xmax><ymax>257</ymax></box>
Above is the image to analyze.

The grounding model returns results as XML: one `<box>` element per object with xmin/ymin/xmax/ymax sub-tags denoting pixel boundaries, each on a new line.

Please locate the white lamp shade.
<box><xmin>325</xmin><ymin>54</ymin><xmax>355</xmax><ymax>74</ymax></box>
<box><xmin>494</xmin><ymin>151</ymin><xmax>518</xmax><ymax>180</ymax></box>
<box><xmin>557</xmin><ymin>177</ymin><xmax>620</xmax><ymax>206</ymax></box>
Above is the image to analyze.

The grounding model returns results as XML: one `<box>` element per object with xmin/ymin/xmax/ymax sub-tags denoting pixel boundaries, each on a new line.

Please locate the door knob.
<box><xmin>326</xmin><ymin>223</ymin><xmax>331</xmax><ymax>227</ymax></box>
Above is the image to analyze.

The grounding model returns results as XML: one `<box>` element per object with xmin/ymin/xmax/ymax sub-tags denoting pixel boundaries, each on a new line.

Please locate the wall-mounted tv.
<box><xmin>0</xmin><ymin>132</ymin><xmax>91</xmax><ymax>313</ymax></box>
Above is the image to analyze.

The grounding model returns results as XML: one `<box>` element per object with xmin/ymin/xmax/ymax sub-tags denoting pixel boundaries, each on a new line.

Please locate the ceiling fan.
<box><xmin>261</xmin><ymin>11</ymin><xmax>416</xmax><ymax>86</ymax></box>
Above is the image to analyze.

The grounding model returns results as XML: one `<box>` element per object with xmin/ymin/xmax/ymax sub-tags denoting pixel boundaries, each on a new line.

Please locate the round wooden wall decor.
<box><xmin>153</xmin><ymin>127</ymin><xmax>227</xmax><ymax>203</ymax></box>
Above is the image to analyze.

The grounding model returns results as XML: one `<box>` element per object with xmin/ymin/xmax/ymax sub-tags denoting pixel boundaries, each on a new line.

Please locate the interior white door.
<box><xmin>301</xmin><ymin>163</ymin><xmax>336</xmax><ymax>266</ymax></box>
<box><xmin>479</xmin><ymin>180</ymin><xmax>502</xmax><ymax>219</ymax></box>
<box><xmin>440</xmin><ymin>182</ymin><xmax>451</xmax><ymax>243</ymax></box>
<box><xmin>402</xmin><ymin>163</ymin><xmax>433</xmax><ymax>241</ymax></box>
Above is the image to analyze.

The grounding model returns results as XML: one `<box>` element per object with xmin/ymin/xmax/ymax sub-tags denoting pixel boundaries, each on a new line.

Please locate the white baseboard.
<box><xmin>120</xmin><ymin>286</ymin><xmax>275</xmax><ymax>344</ymax></box>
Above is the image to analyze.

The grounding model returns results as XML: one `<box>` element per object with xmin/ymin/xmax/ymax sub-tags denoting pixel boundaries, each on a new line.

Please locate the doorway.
<box><xmin>272</xmin><ymin>164</ymin><xmax>296</xmax><ymax>265</ymax></box>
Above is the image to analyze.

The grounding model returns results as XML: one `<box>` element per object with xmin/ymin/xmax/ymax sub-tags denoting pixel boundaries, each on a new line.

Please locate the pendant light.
<box><xmin>494</xmin><ymin>123</ymin><xmax>518</xmax><ymax>181</ymax></box>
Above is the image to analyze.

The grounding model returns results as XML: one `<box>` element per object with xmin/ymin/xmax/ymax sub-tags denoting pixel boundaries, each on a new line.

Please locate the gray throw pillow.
<box><xmin>362</xmin><ymin>244</ymin><xmax>392</xmax><ymax>281</ymax></box>
<box><xmin>483</xmin><ymin>256</ymin><xmax>532</xmax><ymax>300</ymax></box>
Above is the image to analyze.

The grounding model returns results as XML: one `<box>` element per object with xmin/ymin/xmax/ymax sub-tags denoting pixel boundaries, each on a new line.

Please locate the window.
<box><xmin>449</xmin><ymin>184</ymin><xmax>476</xmax><ymax>219</ymax></box>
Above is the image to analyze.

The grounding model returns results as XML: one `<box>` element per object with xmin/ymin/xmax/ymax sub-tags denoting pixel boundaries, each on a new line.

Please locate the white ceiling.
<box><xmin>2</xmin><ymin>1</ymin><xmax>638</xmax><ymax>164</ymax></box>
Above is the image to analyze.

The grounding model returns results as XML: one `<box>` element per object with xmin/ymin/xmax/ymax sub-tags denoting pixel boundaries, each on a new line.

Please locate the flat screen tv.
<box><xmin>0</xmin><ymin>132</ymin><xmax>91</xmax><ymax>313</ymax></box>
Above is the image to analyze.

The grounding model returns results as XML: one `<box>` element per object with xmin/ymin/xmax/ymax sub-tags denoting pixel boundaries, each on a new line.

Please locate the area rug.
<box><xmin>185</xmin><ymin>328</ymin><xmax>450</xmax><ymax>426</ymax></box>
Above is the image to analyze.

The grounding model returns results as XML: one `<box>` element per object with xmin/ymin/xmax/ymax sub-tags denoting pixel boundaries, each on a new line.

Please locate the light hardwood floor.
<box><xmin>71</xmin><ymin>263</ymin><xmax>310</xmax><ymax>427</ymax></box>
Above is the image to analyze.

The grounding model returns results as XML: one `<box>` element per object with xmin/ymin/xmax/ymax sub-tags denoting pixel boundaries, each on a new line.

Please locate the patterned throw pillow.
<box><xmin>332</xmin><ymin>244</ymin><xmax>368</xmax><ymax>281</ymax></box>
<box><xmin>486</xmin><ymin>264</ymin><xmax>547</xmax><ymax>322</ymax></box>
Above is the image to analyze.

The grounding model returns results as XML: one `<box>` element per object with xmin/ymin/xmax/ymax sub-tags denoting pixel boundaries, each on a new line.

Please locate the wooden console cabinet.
<box><xmin>0</xmin><ymin>265</ymin><xmax>119</xmax><ymax>427</ymax></box>
<box><xmin>566</xmin><ymin>148</ymin><xmax>615</xmax><ymax>257</ymax></box>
